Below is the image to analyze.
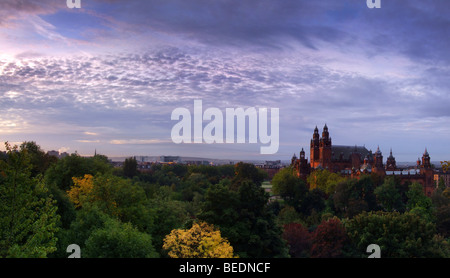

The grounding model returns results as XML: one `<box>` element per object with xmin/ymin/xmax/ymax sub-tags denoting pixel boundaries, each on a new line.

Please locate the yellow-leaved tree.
<box><xmin>441</xmin><ymin>161</ymin><xmax>449</xmax><ymax>172</ymax></box>
<box><xmin>67</xmin><ymin>174</ymin><xmax>94</xmax><ymax>208</ymax></box>
<box><xmin>163</xmin><ymin>222</ymin><xmax>236</xmax><ymax>258</ymax></box>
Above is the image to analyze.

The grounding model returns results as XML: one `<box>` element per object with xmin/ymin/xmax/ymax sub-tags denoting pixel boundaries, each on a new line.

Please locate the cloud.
<box><xmin>1</xmin><ymin>0</ymin><xmax>449</xmax><ymax>160</ymax></box>
<box><xmin>76</xmin><ymin>140</ymin><xmax>100</xmax><ymax>143</ymax></box>
<box><xmin>84</xmin><ymin>131</ymin><xmax>98</xmax><ymax>136</ymax></box>
<box><xmin>109</xmin><ymin>139</ymin><xmax>171</xmax><ymax>145</ymax></box>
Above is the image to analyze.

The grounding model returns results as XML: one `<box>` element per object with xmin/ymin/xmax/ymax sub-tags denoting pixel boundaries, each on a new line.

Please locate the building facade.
<box><xmin>292</xmin><ymin>124</ymin><xmax>436</xmax><ymax>196</ymax></box>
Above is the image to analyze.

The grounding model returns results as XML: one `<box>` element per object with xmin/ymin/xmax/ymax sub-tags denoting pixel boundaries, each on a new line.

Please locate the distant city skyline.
<box><xmin>1</xmin><ymin>0</ymin><xmax>449</xmax><ymax>162</ymax></box>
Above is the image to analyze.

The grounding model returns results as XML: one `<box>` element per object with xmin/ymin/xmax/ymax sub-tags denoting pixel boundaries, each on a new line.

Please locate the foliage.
<box><xmin>231</xmin><ymin>162</ymin><xmax>267</xmax><ymax>189</ymax></box>
<box><xmin>441</xmin><ymin>161</ymin><xmax>449</xmax><ymax>172</ymax></box>
<box><xmin>84</xmin><ymin>217</ymin><xmax>158</xmax><ymax>258</ymax></box>
<box><xmin>310</xmin><ymin>217</ymin><xmax>349</xmax><ymax>258</ymax></box>
<box><xmin>282</xmin><ymin>223</ymin><xmax>311</xmax><ymax>258</ymax></box>
<box><xmin>148</xmin><ymin>186</ymin><xmax>190</xmax><ymax>252</ymax></box>
<box><xmin>307</xmin><ymin>169</ymin><xmax>347</xmax><ymax>195</ymax></box>
<box><xmin>199</xmin><ymin>179</ymin><xmax>289</xmax><ymax>258</ymax></box>
<box><xmin>1</xmin><ymin>138</ymin><xmax>448</xmax><ymax>258</ymax></box>
<box><xmin>123</xmin><ymin>157</ymin><xmax>138</xmax><ymax>178</ymax></box>
<box><xmin>345</xmin><ymin>211</ymin><xmax>449</xmax><ymax>258</ymax></box>
<box><xmin>20</xmin><ymin>141</ymin><xmax>57</xmax><ymax>177</ymax></box>
<box><xmin>0</xmin><ymin>143</ymin><xmax>60</xmax><ymax>258</ymax></box>
<box><xmin>332</xmin><ymin>176</ymin><xmax>377</xmax><ymax>218</ymax></box>
<box><xmin>44</xmin><ymin>153</ymin><xmax>112</xmax><ymax>191</ymax></box>
<box><xmin>271</xmin><ymin>166</ymin><xmax>308</xmax><ymax>210</ymax></box>
<box><xmin>67</xmin><ymin>174</ymin><xmax>94</xmax><ymax>208</ymax></box>
<box><xmin>374</xmin><ymin>176</ymin><xmax>404</xmax><ymax>212</ymax></box>
<box><xmin>163</xmin><ymin>222</ymin><xmax>236</xmax><ymax>258</ymax></box>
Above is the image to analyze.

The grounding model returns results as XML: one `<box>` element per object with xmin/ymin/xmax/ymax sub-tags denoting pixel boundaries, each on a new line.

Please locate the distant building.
<box><xmin>256</xmin><ymin>160</ymin><xmax>284</xmax><ymax>180</ymax></box>
<box><xmin>292</xmin><ymin>125</ymin><xmax>437</xmax><ymax>196</ymax></box>
<box><xmin>47</xmin><ymin>150</ymin><xmax>60</xmax><ymax>157</ymax></box>
<box><xmin>60</xmin><ymin>152</ymin><xmax>69</xmax><ymax>158</ymax></box>
<box><xmin>435</xmin><ymin>171</ymin><xmax>450</xmax><ymax>189</ymax></box>
<box><xmin>159</xmin><ymin>156</ymin><xmax>180</xmax><ymax>163</ymax></box>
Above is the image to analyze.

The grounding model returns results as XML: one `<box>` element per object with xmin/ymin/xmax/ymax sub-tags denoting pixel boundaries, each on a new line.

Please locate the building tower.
<box><xmin>386</xmin><ymin>148</ymin><xmax>397</xmax><ymax>171</ymax></box>
<box><xmin>298</xmin><ymin>147</ymin><xmax>311</xmax><ymax>181</ymax></box>
<box><xmin>420</xmin><ymin>148</ymin><xmax>434</xmax><ymax>196</ymax></box>
<box><xmin>319</xmin><ymin>124</ymin><xmax>332</xmax><ymax>170</ymax></box>
<box><xmin>372</xmin><ymin>146</ymin><xmax>384</xmax><ymax>175</ymax></box>
<box><xmin>310</xmin><ymin>126</ymin><xmax>320</xmax><ymax>168</ymax></box>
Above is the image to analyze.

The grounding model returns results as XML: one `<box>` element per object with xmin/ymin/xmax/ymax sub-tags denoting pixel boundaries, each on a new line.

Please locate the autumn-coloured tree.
<box><xmin>310</xmin><ymin>217</ymin><xmax>349</xmax><ymax>258</ymax></box>
<box><xmin>282</xmin><ymin>223</ymin><xmax>311</xmax><ymax>258</ymax></box>
<box><xmin>441</xmin><ymin>161</ymin><xmax>449</xmax><ymax>172</ymax></box>
<box><xmin>163</xmin><ymin>222</ymin><xmax>236</xmax><ymax>258</ymax></box>
<box><xmin>67</xmin><ymin>174</ymin><xmax>94</xmax><ymax>208</ymax></box>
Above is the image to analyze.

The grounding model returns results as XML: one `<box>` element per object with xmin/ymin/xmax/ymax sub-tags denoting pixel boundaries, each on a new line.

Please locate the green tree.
<box><xmin>77</xmin><ymin>173</ymin><xmax>154</xmax><ymax>233</ymax></box>
<box><xmin>123</xmin><ymin>157</ymin><xmax>138</xmax><ymax>178</ymax></box>
<box><xmin>231</xmin><ymin>162</ymin><xmax>267</xmax><ymax>189</ymax></box>
<box><xmin>431</xmin><ymin>187</ymin><xmax>450</xmax><ymax>237</ymax></box>
<box><xmin>199</xmin><ymin>181</ymin><xmax>289</xmax><ymax>258</ymax></box>
<box><xmin>20</xmin><ymin>141</ymin><xmax>57</xmax><ymax>177</ymax></box>
<box><xmin>0</xmin><ymin>143</ymin><xmax>60</xmax><ymax>258</ymax></box>
<box><xmin>374</xmin><ymin>176</ymin><xmax>404</xmax><ymax>212</ymax></box>
<box><xmin>45</xmin><ymin>153</ymin><xmax>112</xmax><ymax>191</ymax></box>
<box><xmin>148</xmin><ymin>186</ymin><xmax>190</xmax><ymax>253</ymax></box>
<box><xmin>333</xmin><ymin>177</ymin><xmax>375</xmax><ymax>218</ymax></box>
<box><xmin>84</xmin><ymin>217</ymin><xmax>158</xmax><ymax>258</ymax></box>
<box><xmin>307</xmin><ymin>169</ymin><xmax>347</xmax><ymax>195</ymax></box>
<box><xmin>345</xmin><ymin>211</ymin><xmax>449</xmax><ymax>258</ymax></box>
<box><xmin>271</xmin><ymin>166</ymin><xmax>308</xmax><ymax>210</ymax></box>
<box><xmin>301</xmin><ymin>188</ymin><xmax>327</xmax><ymax>217</ymax></box>
<box><xmin>407</xmin><ymin>182</ymin><xmax>432</xmax><ymax>210</ymax></box>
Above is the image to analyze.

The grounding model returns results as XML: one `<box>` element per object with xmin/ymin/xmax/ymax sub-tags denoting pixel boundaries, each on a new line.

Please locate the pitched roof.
<box><xmin>331</xmin><ymin>145</ymin><xmax>371</xmax><ymax>161</ymax></box>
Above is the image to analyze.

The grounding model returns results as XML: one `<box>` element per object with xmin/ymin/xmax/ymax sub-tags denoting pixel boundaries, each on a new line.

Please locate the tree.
<box><xmin>374</xmin><ymin>176</ymin><xmax>404</xmax><ymax>212</ymax></box>
<box><xmin>84</xmin><ymin>217</ymin><xmax>158</xmax><ymax>258</ymax></box>
<box><xmin>148</xmin><ymin>186</ymin><xmax>190</xmax><ymax>253</ymax></box>
<box><xmin>310</xmin><ymin>217</ymin><xmax>349</xmax><ymax>258</ymax></box>
<box><xmin>407</xmin><ymin>182</ymin><xmax>432</xmax><ymax>210</ymax></box>
<box><xmin>431</xmin><ymin>187</ymin><xmax>450</xmax><ymax>238</ymax></box>
<box><xmin>271</xmin><ymin>166</ymin><xmax>308</xmax><ymax>210</ymax></box>
<box><xmin>345</xmin><ymin>211</ymin><xmax>449</xmax><ymax>258</ymax></box>
<box><xmin>67</xmin><ymin>174</ymin><xmax>94</xmax><ymax>208</ymax></box>
<box><xmin>301</xmin><ymin>188</ymin><xmax>327</xmax><ymax>217</ymax></box>
<box><xmin>435</xmin><ymin>204</ymin><xmax>450</xmax><ymax>238</ymax></box>
<box><xmin>231</xmin><ymin>162</ymin><xmax>266</xmax><ymax>189</ymax></box>
<box><xmin>441</xmin><ymin>161</ymin><xmax>449</xmax><ymax>172</ymax></box>
<box><xmin>66</xmin><ymin>173</ymin><xmax>154</xmax><ymax>233</ymax></box>
<box><xmin>307</xmin><ymin>169</ymin><xmax>347</xmax><ymax>195</ymax></box>
<box><xmin>199</xmin><ymin>181</ymin><xmax>289</xmax><ymax>258</ymax></box>
<box><xmin>333</xmin><ymin>178</ymin><xmax>374</xmax><ymax>218</ymax></box>
<box><xmin>282</xmin><ymin>223</ymin><xmax>311</xmax><ymax>258</ymax></box>
<box><xmin>45</xmin><ymin>153</ymin><xmax>112</xmax><ymax>191</ymax></box>
<box><xmin>163</xmin><ymin>222</ymin><xmax>236</xmax><ymax>258</ymax></box>
<box><xmin>0</xmin><ymin>143</ymin><xmax>60</xmax><ymax>258</ymax></box>
<box><xmin>123</xmin><ymin>157</ymin><xmax>138</xmax><ymax>178</ymax></box>
<box><xmin>20</xmin><ymin>141</ymin><xmax>57</xmax><ymax>177</ymax></box>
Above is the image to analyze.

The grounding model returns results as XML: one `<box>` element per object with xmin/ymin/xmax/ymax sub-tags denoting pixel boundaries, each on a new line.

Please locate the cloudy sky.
<box><xmin>0</xmin><ymin>0</ymin><xmax>449</xmax><ymax>162</ymax></box>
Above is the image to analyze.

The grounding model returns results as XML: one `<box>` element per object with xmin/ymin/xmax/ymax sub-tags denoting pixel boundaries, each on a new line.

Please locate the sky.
<box><xmin>0</xmin><ymin>0</ymin><xmax>449</xmax><ymax>162</ymax></box>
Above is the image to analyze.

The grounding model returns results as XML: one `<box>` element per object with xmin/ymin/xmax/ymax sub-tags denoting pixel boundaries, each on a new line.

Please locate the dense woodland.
<box><xmin>0</xmin><ymin>141</ymin><xmax>449</xmax><ymax>258</ymax></box>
